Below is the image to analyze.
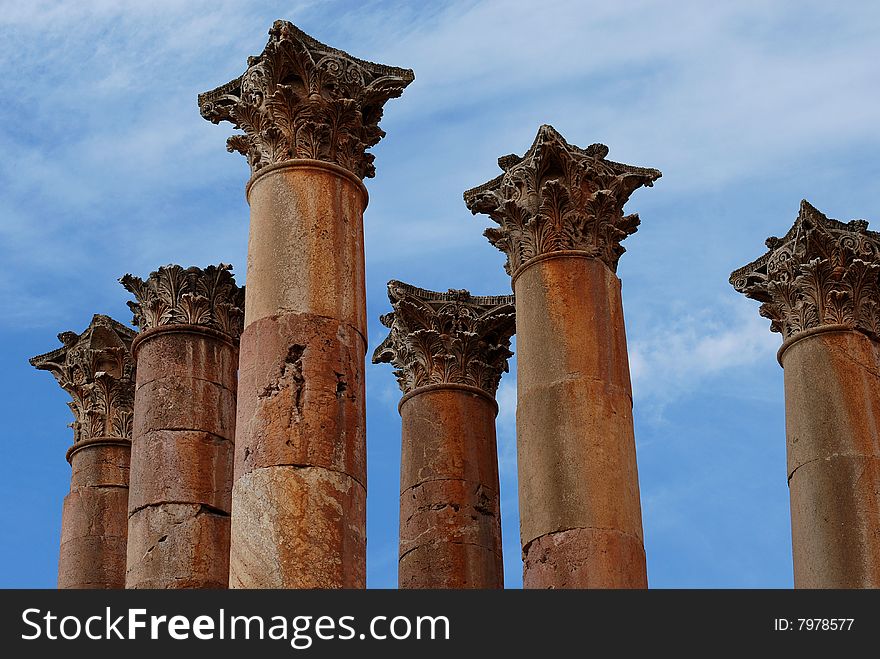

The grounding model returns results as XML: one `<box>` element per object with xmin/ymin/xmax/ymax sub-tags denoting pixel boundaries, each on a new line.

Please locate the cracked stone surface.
<box><xmin>30</xmin><ymin>314</ymin><xmax>135</xmax><ymax>589</ymax></box>
<box><xmin>228</xmin><ymin>150</ymin><xmax>369</xmax><ymax>588</ymax></box>
<box><xmin>126</xmin><ymin>502</ymin><xmax>230</xmax><ymax>589</ymax></box>
<box><xmin>235</xmin><ymin>313</ymin><xmax>365</xmax><ymax>482</ymax></box>
<box><xmin>782</xmin><ymin>329</ymin><xmax>880</xmax><ymax>587</ymax></box>
<box><xmin>397</xmin><ymin>388</ymin><xmax>503</xmax><ymax>588</ymax></box>
<box><xmin>465</xmin><ymin>127</ymin><xmax>654</xmax><ymax>589</ymax></box>
<box><xmin>514</xmin><ymin>243</ymin><xmax>646</xmax><ymax>588</ymax></box>
<box><xmin>522</xmin><ymin>527</ymin><xmax>647</xmax><ymax>589</ymax></box>
<box><xmin>59</xmin><ymin>482</ymin><xmax>129</xmax><ymax>589</ymax></box>
<box><xmin>125</xmin><ymin>322</ymin><xmax>239</xmax><ymax>589</ymax></box>
<box><xmin>231</xmin><ymin>312</ymin><xmax>366</xmax><ymax>588</ymax></box>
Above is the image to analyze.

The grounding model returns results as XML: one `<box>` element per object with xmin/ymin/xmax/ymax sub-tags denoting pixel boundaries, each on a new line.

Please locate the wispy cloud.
<box><xmin>358</xmin><ymin>0</ymin><xmax>880</xmax><ymax>189</ymax></box>
<box><xmin>0</xmin><ymin>1</ymin><xmax>298</xmax><ymax>327</ymax></box>
<box><xmin>629</xmin><ymin>298</ymin><xmax>779</xmax><ymax>410</ymax></box>
<box><xmin>2</xmin><ymin>0</ymin><xmax>872</xmax><ymax>588</ymax></box>
<box><xmin>4</xmin><ymin>1</ymin><xmax>878</xmax><ymax>329</ymax></box>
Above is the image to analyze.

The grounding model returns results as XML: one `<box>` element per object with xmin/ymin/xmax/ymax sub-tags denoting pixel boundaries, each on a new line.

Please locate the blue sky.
<box><xmin>1</xmin><ymin>0</ymin><xmax>878</xmax><ymax>588</ymax></box>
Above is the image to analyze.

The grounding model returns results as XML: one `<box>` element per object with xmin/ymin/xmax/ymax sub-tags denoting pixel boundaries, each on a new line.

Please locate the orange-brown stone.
<box><xmin>731</xmin><ymin>202</ymin><xmax>880</xmax><ymax>589</ymax></box>
<box><xmin>398</xmin><ymin>388</ymin><xmax>503</xmax><ymax>589</ymax></box>
<box><xmin>372</xmin><ymin>282</ymin><xmax>513</xmax><ymax>589</ymax></box>
<box><xmin>126</xmin><ymin>502</ymin><xmax>230</xmax><ymax>589</ymax></box>
<box><xmin>127</xmin><ymin>430</ymin><xmax>233</xmax><ymax>512</ymax></box>
<box><xmin>126</xmin><ymin>326</ymin><xmax>237</xmax><ymax>589</ymax></box>
<box><xmin>522</xmin><ymin>527</ymin><xmax>647</xmax><ymax>589</ymax></box>
<box><xmin>244</xmin><ymin>162</ymin><xmax>368</xmax><ymax>335</ymax></box>
<box><xmin>59</xmin><ymin>440</ymin><xmax>131</xmax><ymax>589</ymax></box>
<box><xmin>781</xmin><ymin>329</ymin><xmax>880</xmax><ymax>588</ymax></box>
<box><xmin>200</xmin><ymin>22</ymin><xmax>413</xmax><ymax>589</ymax></box>
<box><xmin>229</xmin><ymin>465</ymin><xmax>366</xmax><ymax>589</ymax></box>
<box><xmin>515</xmin><ymin>255</ymin><xmax>647</xmax><ymax>589</ymax></box>
<box><xmin>30</xmin><ymin>314</ymin><xmax>136</xmax><ymax>590</ymax></box>
<box><xmin>69</xmin><ymin>440</ymin><xmax>131</xmax><ymax>489</ymax></box>
<box><xmin>399</xmin><ymin>545</ymin><xmax>502</xmax><ymax>590</ymax></box>
<box><xmin>464</xmin><ymin>126</ymin><xmax>658</xmax><ymax>589</ymax></box>
<box><xmin>230</xmin><ymin>162</ymin><xmax>368</xmax><ymax>589</ymax></box>
<box><xmin>234</xmin><ymin>312</ymin><xmax>365</xmax><ymax>481</ymax></box>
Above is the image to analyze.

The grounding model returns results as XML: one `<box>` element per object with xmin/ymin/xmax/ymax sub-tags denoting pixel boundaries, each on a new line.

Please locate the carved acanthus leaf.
<box><xmin>198</xmin><ymin>19</ymin><xmax>414</xmax><ymax>179</ymax></box>
<box><xmin>730</xmin><ymin>200</ymin><xmax>880</xmax><ymax>340</ymax></box>
<box><xmin>120</xmin><ymin>263</ymin><xmax>245</xmax><ymax>338</ymax></box>
<box><xmin>463</xmin><ymin>125</ymin><xmax>661</xmax><ymax>275</ymax></box>
<box><xmin>372</xmin><ymin>281</ymin><xmax>516</xmax><ymax>397</ymax></box>
<box><xmin>30</xmin><ymin>315</ymin><xmax>136</xmax><ymax>444</ymax></box>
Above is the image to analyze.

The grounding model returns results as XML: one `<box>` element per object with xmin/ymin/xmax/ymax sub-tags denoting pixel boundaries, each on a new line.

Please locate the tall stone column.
<box><xmin>731</xmin><ymin>200</ymin><xmax>880</xmax><ymax>588</ymax></box>
<box><xmin>198</xmin><ymin>20</ymin><xmax>414</xmax><ymax>588</ymax></box>
<box><xmin>373</xmin><ymin>281</ymin><xmax>515</xmax><ymax>588</ymax></box>
<box><xmin>465</xmin><ymin>125</ymin><xmax>661</xmax><ymax>588</ymax></box>
<box><xmin>120</xmin><ymin>264</ymin><xmax>244</xmax><ymax>589</ymax></box>
<box><xmin>30</xmin><ymin>314</ymin><xmax>135</xmax><ymax>589</ymax></box>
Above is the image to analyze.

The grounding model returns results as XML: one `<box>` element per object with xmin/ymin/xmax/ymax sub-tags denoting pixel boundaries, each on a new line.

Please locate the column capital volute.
<box><xmin>30</xmin><ymin>314</ymin><xmax>136</xmax><ymax>445</ymax></box>
<box><xmin>197</xmin><ymin>19</ymin><xmax>415</xmax><ymax>180</ymax></box>
<box><xmin>372</xmin><ymin>280</ymin><xmax>516</xmax><ymax>399</ymax></box>
<box><xmin>730</xmin><ymin>200</ymin><xmax>880</xmax><ymax>342</ymax></box>
<box><xmin>119</xmin><ymin>263</ymin><xmax>245</xmax><ymax>339</ymax></box>
<box><xmin>463</xmin><ymin>124</ymin><xmax>661</xmax><ymax>276</ymax></box>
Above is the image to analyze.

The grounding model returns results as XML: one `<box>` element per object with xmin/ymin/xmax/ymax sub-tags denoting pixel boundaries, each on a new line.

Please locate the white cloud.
<box><xmin>629</xmin><ymin>298</ymin><xmax>779</xmax><ymax>405</ymax></box>
<box><xmin>360</xmin><ymin>0</ymin><xmax>880</xmax><ymax>190</ymax></box>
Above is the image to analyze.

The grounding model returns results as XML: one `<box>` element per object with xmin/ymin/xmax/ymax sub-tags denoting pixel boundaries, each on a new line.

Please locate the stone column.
<box><xmin>198</xmin><ymin>20</ymin><xmax>413</xmax><ymax>588</ymax></box>
<box><xmin>731</xmin><ymin>200</ymin><xmax>880</xmax><ymax>588</ymax></box>
<box><xmin>30</xmin><ymin>314</ymin><xmax>135</xmax><ymax>589</ymax></box>
<box><xmin>373</xmin><ymin>281</ymin><xmax>515</xmax><ymax>588</ymax></box>
<box><xmin>120</xmin><ymin>264</ymin><xmax>244</xmax><ymax>589</ymax></box>
<box><xmin>465</xmin><ymin>125</ymin><xmax>661</xmax><ymax>589</ymax></box>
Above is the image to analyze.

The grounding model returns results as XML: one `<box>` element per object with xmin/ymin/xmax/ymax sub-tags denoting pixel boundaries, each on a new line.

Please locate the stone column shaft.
<box><xmin>515</xmin><ymin>255</ymin><xmax>645</xmax><ymax>587</ymax></box>
<box><xmin>61</xmin><ymin>439</ymin><xmax>131</xmax><ymax>588</ymax></box>
<box><xmin>198</xmin><ymin>20</ymin><xmax>414</xmax><ymax>588</ymax></box>
<box><xmin>374</xmin><ymin>282</ymin><xmax>514</xmax><ymax>588</ymax></box>
<box><xmin>31</xmin><ymin>314</ymin><xmax>136</xmax><ymax>588</ymax></box>
<box><xmin>465</xmin><ymin>125</ymin><xmax>660</xmax><ymax>588</ymax></box>
<box><xmin>232</xmin><ymin>163</ymin><xmax>368</xmax><ymax>588</ymax></box>
<box><xmin>121</xmin><ymin>264</ymin><xmax>243</xmax><ymax>589</ymax></box>
<box><xmin>399</xmin><ymin>387</ymin><xmax>503</xmax><ymax>588</ymax></box>
<box><xmin>732</xmin><ymin>200</ymin><xmax>880</xmax><ymax>588</ymax></box>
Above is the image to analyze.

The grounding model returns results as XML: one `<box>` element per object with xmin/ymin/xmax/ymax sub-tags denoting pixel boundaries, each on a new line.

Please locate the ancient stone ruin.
<box><xmin>30</xmin><ymin>20</ymin><xmax>879</xmax><ymax>590</ymax></box>
<box><xmin>731</xmin><ymin>201</ymin><xmax>880</xmax><ymax>588</ymax></box>
<box><xmin>373</xmin><ymin>281</ymin><xmax>515</xmax><ymax>588</ymax></box>
<box><xmin>120</xmin><ymin>264</ymin><xmax>244</xmax><ymax>589</ymax></box>
<box><xmin>465</xmin><ymin>125</ymin><xmax>661</xmax><ymax>588</ymax></box>
<box><xmin>30</xmin><ymin>314</ymin><xmax>135</xmax><ymax>589</ymax></box>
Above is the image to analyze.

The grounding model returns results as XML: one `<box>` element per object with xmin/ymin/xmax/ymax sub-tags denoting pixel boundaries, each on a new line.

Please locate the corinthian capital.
<box><xmin>30</xmin><ymin>314</ymin><xmax>136</xmax><ymax>444</ymax></box>
<box><xmin>198</xmin><ymin>19</ymin><xmax>414</xmax><ymax>179</ymax></box>
<box><xmin>372</xmin><ymin>280</ymin><xmax>515</xmax><ymax>397</ymax></box>
<box><xmin>463</xmin><ymin>125</ymin><xmax>661</xmax><ymax>275</ymax></box>
<box><xmin>730</xmin><ymin>200</ymin><xmax>880</xmax><ymax>340</ymax></box>
<box><xmin>120</xmin><ymin>263</ymin><xmax>245</xmax><ymax>338</ymax></box>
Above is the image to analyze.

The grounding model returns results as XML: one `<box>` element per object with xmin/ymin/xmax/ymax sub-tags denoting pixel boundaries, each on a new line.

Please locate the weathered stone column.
<box><xmin>465</xmin><ymin>125</ymin><xmax>661</xmax><ymax>588</ymax></box>
<box><xmin>198</xmin><ymin>20</ymin><xmax>413</xmax><ymax>588</ymax></box>
<box><xmin>731</xmin><ymin>200</ymin><xmax>880</xmax><ymax>588</ymax></box>
<box><xmin>373</xmin><ymin>281</ymin><xmax>515</xmax><ymax>588</ymax></box>
<box><xmin>30</xmin><ymin>314</ymin><xmax>135</xmax><ymax>589</ymax></box>
<box><xmin>120</xmin><ymin>264</ymin><xmax>244</xmax><ymax>589</ymax></box>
